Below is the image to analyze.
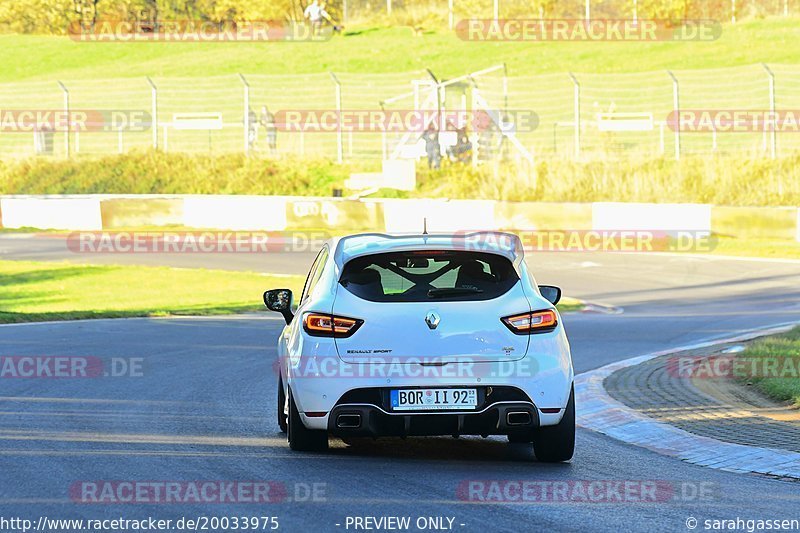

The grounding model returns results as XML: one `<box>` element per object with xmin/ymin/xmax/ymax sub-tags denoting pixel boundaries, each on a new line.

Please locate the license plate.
<box><xmin>390</xmin><ymin>388</ymin><xmax>478</xmax><ymax>411</ymax></box>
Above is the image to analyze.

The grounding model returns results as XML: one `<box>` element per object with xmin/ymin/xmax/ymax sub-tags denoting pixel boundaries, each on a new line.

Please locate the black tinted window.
<box><xmin>301</xmin><ymin>246</ymin><xmax>328</xmax><ymax>304</ymax></box>
<box><xmin>339</xmin><ymin>251</ymin><xmax>518</xmax><ymax>302</ymax></box>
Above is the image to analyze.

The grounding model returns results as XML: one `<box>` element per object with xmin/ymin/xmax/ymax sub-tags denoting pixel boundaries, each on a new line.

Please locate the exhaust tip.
<box><xmin>506</xmin><ymin>411</ymin><xmax>532</xmax><ymax>426</ymax></box>
<box><xmin>336</xmin><ymin>413</ymin><xmax>362</xmax><ymax>429</ymax></box>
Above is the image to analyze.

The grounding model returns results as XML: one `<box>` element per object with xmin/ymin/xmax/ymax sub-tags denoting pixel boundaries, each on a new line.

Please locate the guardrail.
<box><xmin>0</xmin><ymin>194</ymin><xmax>798</xmax><ymax>242</ymax></box>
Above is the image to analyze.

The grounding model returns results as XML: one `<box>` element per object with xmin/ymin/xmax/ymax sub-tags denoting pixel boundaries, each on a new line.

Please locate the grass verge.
<box><xmin>555</xmin><ymin>297</ymin><xmax>583</xmax><ymax>313</ymax></box>
<box><xmin>738</xmin><ymin>327</ymin><xmax>800</xmax><ymax>408</ymax></box>
<box><xmin>3</xmin><ymin>151</ymin><xmax>799</xmax><ymax>207</ymax></box>
<box><xmin>710</xmin><ymin>238</ymin><xmax>800</xmax><ymax>261</ymax></box>
<box><xmin>0</xmin><ymin>259</ymin><xmax>304</xmax><ymax>323</ymax></box>
<box><xmin>0</xmin><ymin>259</ymin><xmax>583</xmax><ymax>323</ymax></box>
<box><xmin>2</xmin><ymin>19</ymin><xmax>800</xmax><ymax>81</ymax></box>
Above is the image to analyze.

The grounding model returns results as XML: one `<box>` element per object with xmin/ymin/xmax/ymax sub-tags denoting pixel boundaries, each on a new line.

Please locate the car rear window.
<box><xmin>339</xmin><ymin>250</ymin><xmax>519</xmax><ymax>302</ymax></box>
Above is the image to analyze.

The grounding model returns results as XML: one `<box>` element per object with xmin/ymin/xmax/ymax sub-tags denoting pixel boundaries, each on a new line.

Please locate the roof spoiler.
<box><xmin>333</xmin><ymin>231</ymin><xmax>525</xmax><ymax>271</ymax></box>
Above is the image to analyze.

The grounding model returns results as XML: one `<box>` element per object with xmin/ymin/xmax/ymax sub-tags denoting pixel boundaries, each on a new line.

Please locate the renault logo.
<box><xmin>425</xmin><ymin>311</ymin><xmax>440</xmax><ymax>330</ymax></box>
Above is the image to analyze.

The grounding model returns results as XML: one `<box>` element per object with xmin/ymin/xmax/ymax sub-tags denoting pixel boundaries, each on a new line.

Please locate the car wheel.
<box><xmin>533</xmin><ymin>386</ymin><xmax>575</xmax><ymax>463</ymax></box>
<box><xmin>287</xmin><ymin>389</ymin><xmax>328</xmax><ymax>452</ymax></box>
<box><xmin>277</xmin><ymin>376</ymin><xmax>287</xmax><ymax>433</ymax></box>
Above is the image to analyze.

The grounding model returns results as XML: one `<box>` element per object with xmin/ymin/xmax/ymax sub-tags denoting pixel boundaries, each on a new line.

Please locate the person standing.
<box><xmin>247</xmin><ymin>107</ymin><xmax>258</xmax><ymax>151</ymax></box>
<box><xmin>304</xmin><ymin>0</ymin><xmax>330</xmax><ymax>36</ymax></box>
<box><xmin>420</xmin><ymin>123</ymin><xmax>441</xmax><ymax>169</ymax></box>
<box><xmin>260</xmin><ymin>105</ymin><xmax>277</xmax><ymax>155</ymax></box>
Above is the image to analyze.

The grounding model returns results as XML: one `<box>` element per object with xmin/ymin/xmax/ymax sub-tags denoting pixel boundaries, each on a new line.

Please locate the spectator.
<box><xmin>304</xmin><ymin>0</ymin><xmax>330</xmax><ymax>36</ymax></box>
<box><xmin>448</xmin><ymin>125</ymin><xmax>472</xmax><ymax>163</ymax></box>
<box><xmin>260</xmin><ymin>105</ymin><xmax>277</xmax><ymax>155</ymax></box>
<box><xmin>247</xmin><ymin>107</ymin><xmax>257</xmax><ymax>150</ymax></box>
<box><xmin>420</xmin><ymin>123</ymin><xmax>441</xmax><ymax>169</ymax></box>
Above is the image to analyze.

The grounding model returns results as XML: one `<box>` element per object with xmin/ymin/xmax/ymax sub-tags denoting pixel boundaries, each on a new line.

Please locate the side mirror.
<box><xmin>263</xmin><ymin>289</ymin><xmax>294</xmax><ymax>324</ymax></box>
<box><xmin>539</xmin><ymin>285</ymin><xmax>562</xmax><ymax>306</ymax></box>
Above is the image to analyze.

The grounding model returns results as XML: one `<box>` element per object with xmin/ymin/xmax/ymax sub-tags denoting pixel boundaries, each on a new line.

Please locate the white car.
<box><xmin>264</xmin><ymin>232</ymin><xmax>575</xmax><ymax>462</ymax></box>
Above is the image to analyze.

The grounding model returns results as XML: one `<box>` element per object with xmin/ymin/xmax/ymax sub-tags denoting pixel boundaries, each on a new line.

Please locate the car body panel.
<box><xmin>332</xmin><ymin>282</ymin><xmax>533</xmax><ymax>363</ymax></box>
<box><xmin>274</xmin><ymin>232</ymin><xmax>574</xmax><ymax>432</ymax></box>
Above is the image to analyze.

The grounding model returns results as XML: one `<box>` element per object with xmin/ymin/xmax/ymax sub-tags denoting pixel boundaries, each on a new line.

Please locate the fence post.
<box><xmin>448</xmin><ymin>0</ymin><xmax>454</xmax><ymax>29</ymax></box>
<box><xmin>502</xmin><ymin>62</ymin><xmax>508</xmax><ymax>114</ymax></box>
<box><xmin>568</xmin><ymin>72</ymin><xmax>580</xmax><ymax>159</ymax></box>
<box><xmin>585</xmin><ymin>0</ymin><xmax>591</xmax><ymax>22</ymax></box>
<box><xmin>667</xmin><ymin>70</ymin><xmax>680</xmax><ymax>161</ymax></box>
<box><xmin>387</xmin><ymin>0</ymin><xmax>392</xmax><ymax>16</ymax></box>
<box><xmin>493</xmin><ymin>0</ymin><xmax>499</xmax><ymax>22</ymax></box>
<box><xmin>239</xmin><ymin>74</ymin><xmax>251</xmax><ymax>156</ymax></box>
<box><xmin>330</xmin><ymin>72</ymin><xmax>343</xmax><ymax>163</ymax></box>
<box><xmin>633</xmin><ymin>0</ymin><xmax>638</xmax><ymax>24</ymax></box>
<box><xmin>57</xmin><ymin>81</ymin><xmax>70</xmax><ymax>158</ymax></box>
<box><xmin>146</xmin><ymin>76</ymin><xmax>158</xmax><ymax>149</ymax></box>
<box><xmin>731</xmin><ymin>0</ymin><xmax>736</xmax><ymax>23</ymax></box>
<box><xmin>762</xmin><ymin>63</ymin><xmax>777</xmax><ymax>159</ymax></box>
<box><xmin>427</xmin><ymin>69</ymin><xmax>442</xmax><ymax>131</ymax></box>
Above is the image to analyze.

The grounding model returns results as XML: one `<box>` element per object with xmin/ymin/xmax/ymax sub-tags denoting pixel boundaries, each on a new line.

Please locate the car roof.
<box><xmin>330</xmin><ymin>232</ymin><xmax>524</xmax><ymax>270</ymax></box>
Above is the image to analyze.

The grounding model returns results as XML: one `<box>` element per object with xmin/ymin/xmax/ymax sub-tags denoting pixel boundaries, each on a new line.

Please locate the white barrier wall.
<box><xmin>182</xmin><ymin>195</ymin><xmax>287</xmax><ymax>230</ymax></box>
<box><xmin>380</xmin><ymin>199</ymin><xmax>497</xmax><ymax>233</ymax></box>
<box><xmin>592</xmin><ymin>202</ymin><xmax>712</xmax><ymax>232</ymax></box>
<box><xmin>2</xmin><ymin>196</ymin><xmax>795</xmax><ymax>240</ymax></box>
<box><xmin>0</xmin><ymin>197</ymin><xmax>103</xmax><ymax>230</ymax></box>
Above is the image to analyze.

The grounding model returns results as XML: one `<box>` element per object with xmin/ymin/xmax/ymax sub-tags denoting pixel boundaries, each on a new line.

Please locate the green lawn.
<box><xmin>0</xmin><ymin>259</ymin><xmax>304</xmax><ymax>323</ymax></box>
<box><xmin>711</xmin><ymin>237</ymin><xmax>800</xmax><ymax>260</ymax></box>
<box><xmin>2</xmin><ymin>18</ymin><xmax>799</xmax><ymax>81</ymax></box>
<box><xmin>0</xmin><ymin>259</ymin><xmax>583</xmax><ymax>323</ymax></box>
<box><xmin>738</xmin><ymin>327</ymin><xmax>800</xmax><ymax>408</ymax></box>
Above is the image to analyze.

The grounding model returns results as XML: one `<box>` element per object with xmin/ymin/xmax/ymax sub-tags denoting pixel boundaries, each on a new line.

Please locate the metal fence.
<box><xmin>338</xmin><ymin>0</ymin><xmax>799</xmax><ymax>27</ymax></box>
<box><xmin>2</xmin><ymin>63</ymin><xmax>800</xmax><ymax>162</ymax></box>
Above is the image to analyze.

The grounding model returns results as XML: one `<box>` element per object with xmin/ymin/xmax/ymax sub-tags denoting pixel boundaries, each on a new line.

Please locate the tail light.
<box><xmin>303</xmin><ymin>312</ymin><xmax>363</xmax><ymax>338</ymax></box>
<box><xmin>501</xmin><ymin>309</ymin><xmax>557</xmax><ymax>334</ymax></box>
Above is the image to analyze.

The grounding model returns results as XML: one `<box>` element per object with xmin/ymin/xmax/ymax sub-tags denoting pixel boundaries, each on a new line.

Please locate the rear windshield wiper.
<box><xmin>427</xmin><ymin>287</ymin><xmax>484</xmax><ymax>298</ymax></box>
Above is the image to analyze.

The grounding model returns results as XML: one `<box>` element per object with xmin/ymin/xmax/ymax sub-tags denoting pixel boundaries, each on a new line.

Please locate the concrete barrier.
<box><xmin>592</xmin><ymin>202</ymin><xmax>712</xmax><ymax>232</ymax></box>
<box><xmin>380</xmin><ymin>199</ymin><xmax>497</xmax><ymax>233</ymax></box>
<box><xmin>1</xmin><ymin>195</ymin><xmax>796</xmax><ymax>243</ymax></box>
<box><xmin>494</xmin><ymin>202</ymin><xmax>593</xmax><ymax>230</ymax></box>
<box><xmin>0</xmin><ymin>196</ymin><xmax>102</xmax><ymax>230</ymax></box>
<box><xmin>712</xmin><ymin>206</ymin><xmax>798</xmax><ymax>240</ymax></box>
<box><xmin>100</xmin><ymin>197</ymin><xmax>184</xmax><ymax>228</ymax></box>
<box><xmin>182</xmin><ymin>195</ymin><xmax>286</xmax><ymax>230</ymax></box>
<box><xmin>286</xmin><ymin>198</ymin><xmax>384</xmax><ymax>231</ymax></box>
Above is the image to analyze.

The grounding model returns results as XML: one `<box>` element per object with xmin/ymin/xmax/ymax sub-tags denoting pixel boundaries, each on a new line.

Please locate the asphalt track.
<box><xmin>1</xmin><ymin>234</ymin><xmax>800</xmax><ymax>532</ymax></box>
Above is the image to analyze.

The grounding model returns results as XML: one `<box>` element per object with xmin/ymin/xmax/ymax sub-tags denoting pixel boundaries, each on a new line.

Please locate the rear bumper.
<box><xmin>327</xmin><ymin>401</ymin><xmax>540</xmax><ymax>438</ymax></box>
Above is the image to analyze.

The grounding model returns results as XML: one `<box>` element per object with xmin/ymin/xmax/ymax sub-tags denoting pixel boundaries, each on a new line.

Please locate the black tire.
<box><xmin>533</xmin><ymin>386</ymin><xmax>575</xmax><ymax>463</ymax></box>
<box><xmin>287</xmin><ymin>389</ymin><xmax>328</xmax><ymax>452</ymax></box>
<box><xmin>277</xmin><ymin>377</ymin><xmax>287</xmax><ymax>433</ymax></box>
